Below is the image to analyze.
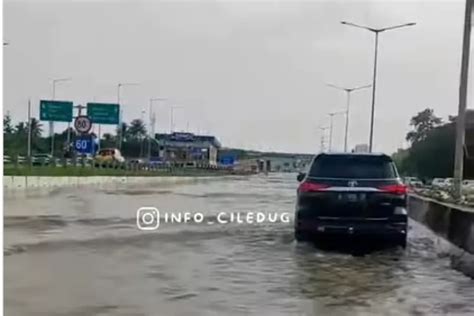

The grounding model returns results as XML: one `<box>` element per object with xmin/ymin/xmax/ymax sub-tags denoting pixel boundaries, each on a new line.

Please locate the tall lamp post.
<box><xmin>328</xmin><ymin>111</ymin><xmax>345</xmax><ymax>152</ymax></box>
<box><xmin>326</xmin><ymin>83</ymin><xmax>371</xmax><ymax>152</ymax></box>
<box><xmin>148</xmin><ymin>97</ymin><xmax>167</xmax><ymax>160</ymax></box>
<box><xmin>51</xmin><ymin>77</ymin><xmax>72</xmax><ymax>156</ymax></box>
<box><xmin>341</xmin><ymin>21</ymin><xmax>416</xmax><ymax>152</ymax></box>
<box><xmin>453</xmin><ymin>0</ymin><xmax>473</xmax><ymax>199</ymax></box>
<box><xmin>319</xmin><ymin>126</ymin><xmax>329</xmax><ymax>153</ymax></box>
<box><xmin>140</xmin><ymin>110</ymin><xmax>146</xmax><ymax>158</ymax></box>
<box><xmin>117</xmin><ymin>82</ymin><xmax>139</xmax><ymax>149</ymax></box>
<box><xmin>170</xmin><ymin>105</ymin><xmax>184</xmax><ymax>133</ymax></box>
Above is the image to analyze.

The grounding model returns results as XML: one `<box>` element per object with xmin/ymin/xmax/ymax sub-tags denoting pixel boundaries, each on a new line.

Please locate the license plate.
<box><xmin>346</xmin><ymin>193</ymin><xmax>358</xmax><ymax>202</ymax></box>
<box><xmin>345</xmin><ymin>193</ymin><xmax>366</xmax><ymax>202</ymax></box>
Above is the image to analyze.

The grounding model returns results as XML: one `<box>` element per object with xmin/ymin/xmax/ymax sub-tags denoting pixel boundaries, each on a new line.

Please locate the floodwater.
<box><xmin>4</xmin><ymin>174</ymin><xmax>474</xmax><ymax>316</ymax></box>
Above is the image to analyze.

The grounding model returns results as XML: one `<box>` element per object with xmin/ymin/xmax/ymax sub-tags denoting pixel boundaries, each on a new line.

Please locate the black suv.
<box><xmin>295</xmin><ymin>153</ymin><xmax>407</xmax><ymax>248</ymax></box>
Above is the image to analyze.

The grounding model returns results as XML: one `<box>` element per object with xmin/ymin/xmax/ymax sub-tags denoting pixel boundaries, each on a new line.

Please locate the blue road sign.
<box><xmin>220</xmin><ymin>155</ymin><xmax>235</xmax><ymax>166</ymax></box>
<box><xmin>74</xmin><ymin>135</ymin><xmax>94</xmax><ymax>154</ymax></box>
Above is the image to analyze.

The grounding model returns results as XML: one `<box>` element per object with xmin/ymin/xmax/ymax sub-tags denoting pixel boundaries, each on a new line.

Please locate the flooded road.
<box><xmin>4</xmin><ymin>174</ymin><xmax>474</xmax><ymax>316</ymax></box>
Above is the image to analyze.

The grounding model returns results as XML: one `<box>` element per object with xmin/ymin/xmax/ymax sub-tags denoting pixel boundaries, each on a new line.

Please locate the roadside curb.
<box><xmin>408</xmin><ymin>194</ymin><xmax>474</xmax><ymax>278</ymax></box>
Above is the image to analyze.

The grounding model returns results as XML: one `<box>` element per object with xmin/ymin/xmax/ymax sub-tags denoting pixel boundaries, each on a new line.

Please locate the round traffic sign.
<box><xmin>74</xmin><ymin>116</ymin><xmax>92</xmax><ymax>134</ymax></box>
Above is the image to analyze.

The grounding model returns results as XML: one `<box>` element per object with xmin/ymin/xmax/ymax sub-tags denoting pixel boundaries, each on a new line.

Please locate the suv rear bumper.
<box><xmin>295</xmin><ymin>217</ymin><xmax>407</xmax><ymax>238</ymax></box>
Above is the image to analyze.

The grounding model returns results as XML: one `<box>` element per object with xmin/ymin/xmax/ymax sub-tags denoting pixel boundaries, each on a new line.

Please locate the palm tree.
<box><xmin>128</xmin><ymin>119</ymin><xmax>147</xmax><ymax>140</ymax></box>
<box><xmin>28</xmin><ymin>118</ymin><xmax>43</xmax><ymax>139</ymax></box>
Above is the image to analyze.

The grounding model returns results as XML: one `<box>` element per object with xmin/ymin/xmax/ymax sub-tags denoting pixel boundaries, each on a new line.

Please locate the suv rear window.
<box><xmin>308</xmin><ymin>154</ymin><xmax>398</xmax><ymax>179</ymax></box>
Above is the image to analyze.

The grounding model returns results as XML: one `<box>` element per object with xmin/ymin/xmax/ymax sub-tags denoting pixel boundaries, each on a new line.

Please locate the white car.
<box><xmin>444</xmin><ymin>178</ymin><xmax>454</xmax><ymax>188</ymax></box>
<box><xmin>432</xmin><ymin>178</ymin><xmax>446</xmax><ymax>188</ymax></box>
<box><xmin>410</xmin><ymin>179</ymin><xmax>424</xmax><ymax>187</ymax></box>
<box><xmin>404</xmin><ymin>177</ymin><xmax>423</xmax><ymax>187</ymax></box>
<box><xmin>462</xmin><ymin>180</ymin><xmax>474</xmax><ymax>191</ymax></box>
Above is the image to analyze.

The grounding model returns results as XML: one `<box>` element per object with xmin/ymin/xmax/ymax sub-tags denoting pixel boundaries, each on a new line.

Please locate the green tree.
<box><xmin>116</xmin><ymin>122</ymin><xmax>129</xmax><ymax>142</ymax></box>
<box><xmin>15</xmin><ymin>122</ymin><xmax>27</xmax><ymax>137</ymax></box>
<box><xmin>407</xmin><ymin>124</ymin><xmax>455</xmax><ymax>179</ymax></box>
<box><xmin>3</xmin><ymin>114</ymin><xmax>14</xmax><ymax>134</ymax></box>
<box><xmin>102</xmin><ymin>133</ymin><xmax>114</xmax><ymax>142</ymax></box>
<box><xmin>128</xmin><ymin>119</ymin><xmax>147</xmax><ymax>140</ymax></box>
<box><xmin>406</xmin><ymin>108</ymin><xmax>442</xmax><ymax>144</ymax></box>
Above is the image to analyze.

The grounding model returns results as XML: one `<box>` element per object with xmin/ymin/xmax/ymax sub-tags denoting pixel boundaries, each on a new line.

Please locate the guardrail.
<box><xmin>3</xmin><ymin>155</ymin><xmax>255</xmax><ymax>176</ymax></box>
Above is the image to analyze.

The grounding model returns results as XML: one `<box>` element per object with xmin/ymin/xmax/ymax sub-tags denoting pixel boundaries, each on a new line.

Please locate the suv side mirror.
<box><xmin>297</xmin><ymin>172</ymin><xmax>306</xmax><ymax>182</ymax></box>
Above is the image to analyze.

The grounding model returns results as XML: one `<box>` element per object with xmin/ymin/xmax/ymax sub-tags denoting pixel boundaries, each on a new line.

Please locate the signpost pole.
<box><xmin>98</xmin><ymin>124</ymin><xmax>101</xmax><ymax>152</ymax></box>
<box><xmin>50</xmin><ymin>85</ymin><xmax>55</xmax><ymax>157</ymax></box>
<box><xmin>66</xmin><ymin>123</ymin><xmax>71</xmax><ymax>149</ymax></box>
<box><xmin>117</xmin><ymin>84</ymin><xmax>121</xmax><ymax>149</ymax></box>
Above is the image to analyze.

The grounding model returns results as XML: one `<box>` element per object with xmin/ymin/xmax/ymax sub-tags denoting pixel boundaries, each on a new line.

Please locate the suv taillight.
<box><xmin>378</xmin><ymin>184</ymin><xmax>407</xmax><ymax>195</ymax></box>
<box><xmin>298</xmin><ymin>182</ymin><xmax>330</xmax><ymax>193</ymax></box>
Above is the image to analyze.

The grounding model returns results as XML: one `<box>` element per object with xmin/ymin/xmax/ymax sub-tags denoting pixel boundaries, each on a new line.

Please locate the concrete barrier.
<box><xmin>408</xmin><ymin>194</ymin><xmax>474</xmax><ymax>278</ymax></box>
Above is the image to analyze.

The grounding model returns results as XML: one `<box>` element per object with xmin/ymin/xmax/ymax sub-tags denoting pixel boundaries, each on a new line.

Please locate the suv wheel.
<box><xmin>396</xmin><ymin>234</ymin><xmax>407</xmax><ymax>249</ymax></box>
<box><xmin>294</xmin><ymin>228</ymin><xmax>308</xmax><ymax>242</ymax></box>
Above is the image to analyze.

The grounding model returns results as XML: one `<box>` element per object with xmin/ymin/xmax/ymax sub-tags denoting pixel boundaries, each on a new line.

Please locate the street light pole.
<box><xmin>327</xmin><ymin>83</ymin><xmax>371</xmax><ymax>152</ymax></box>
<box><xmin>328</xmin><ymin>111</ymin><xmax>345</xmax><ymax>152</ymax></box>
<box><xmin>369</xmin><ymin>31</ymin><xmax>379</xmax><ymax>154</ymax></box>
<box><xmin>148</xmin><ymin>98</ymin><xmax>167</xmax><ymax>160</ymax></box>
<box><xmin>27</xmin><ymin>99</ymin><xmax>32</xmax><ymax>159</ymax></box>
<box><xmin>170</xmin><ymin>105</ymin><xmax>183</xmax><ymax>133</ymax></box>
<box><xmin>341</xmin><ymin>21</ymin><xmax>416</xmax><ymax>152</ymax></box>
<box><xmin>51</xmin><ymin>77</ymin><xmax>71</xmax><ymax>157</ymax></box>
<box><xmin>140</xmin><ymin>110</ymin><xmax>146</xmax><ymax>158</ymax></box>
<box><xmin>116</xmin><ymin>82</ymin><xmax>139</xmax><ymax>149</ymax></box>
<box><xmin>319</xmin><ymin>126</ymin><xmax>329</xmax><ymax>153</ymax></box>
<box><xmin>453</xmin><ymin>0</ymin><xmax>473</xmax><ymax>199</ymax></box>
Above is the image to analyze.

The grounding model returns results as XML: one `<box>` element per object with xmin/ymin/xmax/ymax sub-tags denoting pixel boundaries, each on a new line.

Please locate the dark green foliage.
<box><xmin>394</xmin><ymin>108</ymin><xmax>474</xmax><ymax>179</ymax></box>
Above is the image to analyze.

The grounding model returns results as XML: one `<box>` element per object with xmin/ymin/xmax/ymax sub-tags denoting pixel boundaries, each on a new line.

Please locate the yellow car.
<box><xmin>94</xmin><ymin>148</ymin><xmax>125</xmax><ymax>165</ymax></box>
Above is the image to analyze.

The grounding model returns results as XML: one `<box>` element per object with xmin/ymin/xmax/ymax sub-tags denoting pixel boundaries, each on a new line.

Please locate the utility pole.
<box><xmin>453</xmin><ymin>0</ymin><xmax>473</xmax><ymax>199</ymax></box>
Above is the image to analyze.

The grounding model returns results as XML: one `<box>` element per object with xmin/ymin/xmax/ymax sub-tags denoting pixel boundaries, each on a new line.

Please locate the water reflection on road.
<box><xmin>4</xmin><ymin>174</ymin><xmax>474</xmax><ymax>315</ymax></box>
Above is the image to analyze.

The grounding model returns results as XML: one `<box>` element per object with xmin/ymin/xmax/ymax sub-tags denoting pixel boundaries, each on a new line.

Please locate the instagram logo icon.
<box><xmin>136</xmin><ymin>207</ymin><xmax>160</xmax><ymax>230</ymax></box>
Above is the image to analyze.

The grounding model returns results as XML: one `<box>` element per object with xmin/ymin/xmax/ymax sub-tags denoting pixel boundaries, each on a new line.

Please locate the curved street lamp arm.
<box><xmin>380</xmin><ymin>22</ymin><xmax>416</xmax><ymax>32</ymax></box>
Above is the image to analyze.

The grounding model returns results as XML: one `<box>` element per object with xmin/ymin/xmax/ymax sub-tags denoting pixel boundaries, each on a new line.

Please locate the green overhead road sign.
<box><xmin>87</xmin><ymin>103</ymin><xmax>120</xmax><ymax>125</ymax></box>
<box><xmin>39</xmin><ymin>100</ymin><xmax>73</xmax><ymax>122</ymax></box>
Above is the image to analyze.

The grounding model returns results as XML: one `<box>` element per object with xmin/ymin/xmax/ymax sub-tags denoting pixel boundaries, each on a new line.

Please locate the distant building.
<box><xmin>154</xmin><ymin>132</ymin><xmax>221</xmax><ymax>166</ymax></box>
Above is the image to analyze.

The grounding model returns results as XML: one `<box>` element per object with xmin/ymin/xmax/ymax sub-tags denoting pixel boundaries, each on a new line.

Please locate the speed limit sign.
<box><xmin>74</xmin><ymin>116</ymin><xmax>92</xmax><ymax>134</ymax></box>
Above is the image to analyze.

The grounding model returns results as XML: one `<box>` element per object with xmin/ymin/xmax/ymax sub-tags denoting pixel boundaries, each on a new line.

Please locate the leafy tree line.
<box><xmin>394</xmin><ymin>108</ymin><xmax>474</xmax><ymax>180</ymax></box>
<box><xmin>3</xmin><ymin>114</ymin><xmax>157</xmax><ymax>158</ymax></box>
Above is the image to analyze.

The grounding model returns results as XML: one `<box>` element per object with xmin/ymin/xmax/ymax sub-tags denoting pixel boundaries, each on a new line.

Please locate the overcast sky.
<box><xmin>3</xmin><ymin>0</ymin><xmax>473</xmax><ymax>153</ymax></box>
